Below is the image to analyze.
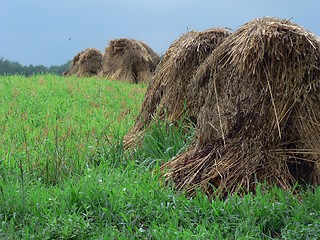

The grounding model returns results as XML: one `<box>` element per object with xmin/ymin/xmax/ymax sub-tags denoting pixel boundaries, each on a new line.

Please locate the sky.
<box><xmin>1</xmin><ymin>0</ymin><xmax>319</xmax><ymax>67</ymax></box>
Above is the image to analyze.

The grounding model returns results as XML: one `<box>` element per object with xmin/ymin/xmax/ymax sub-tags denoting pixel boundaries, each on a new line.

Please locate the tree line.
<box><xmin>0</xmin><ymin>58</ymin><xmax>71</xmax><ymax>76</ymax></box>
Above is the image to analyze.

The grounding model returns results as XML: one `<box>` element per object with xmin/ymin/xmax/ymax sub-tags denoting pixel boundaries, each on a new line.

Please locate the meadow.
<box><xmin>0</xmin><ymin>75</ymin><xmax>319</xmax><ymax>239</ymax></box>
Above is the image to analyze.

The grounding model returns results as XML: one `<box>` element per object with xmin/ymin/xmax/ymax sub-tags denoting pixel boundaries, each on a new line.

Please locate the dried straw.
<box><xmin>100</xmin><ymin>38</ymin><xmax>160</xmax><ymax>83</ymax></box>
<box><xmin>124</xmin><ymin>28</ymin><xmax>232</xmax><ymax>148</ymax></box>
<box><xmin>63</xmin><ymin>48</ymin><xmax>103</xmax><ymax>77</ymax></box>
<box><xmin>161</xmin><ymin>17</ymin><xmax>320</xmax><ymax>197</ymax></box>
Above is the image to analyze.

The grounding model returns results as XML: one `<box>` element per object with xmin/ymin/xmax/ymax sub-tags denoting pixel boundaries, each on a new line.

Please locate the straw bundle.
<box><xmin>100</xmin><ymin>38</ymin><xmax>160</xmax><ymax>83</ymax></box>
<box><xmin>161</xmin><ymin>17</ymin><xmax>320</xmax><ymax>197</ymax></box>
<box><xmin>124</xmin><ymin>28</ymin><xmax>232</xmax><ymax>148</ymax></box>
<box><xmin>63</xmin><ymin>48</ymin><xmax>103</xmax><ymax>77</ymax></box>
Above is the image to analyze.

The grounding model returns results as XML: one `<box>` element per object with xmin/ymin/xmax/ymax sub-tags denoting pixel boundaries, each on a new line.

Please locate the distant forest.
<box><xmin>0</xmin><ymin>58</ymin><xmax>71</xmax><ymax>76</ymax></box>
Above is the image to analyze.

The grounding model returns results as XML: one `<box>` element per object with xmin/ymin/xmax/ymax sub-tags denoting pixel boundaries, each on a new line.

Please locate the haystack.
<box><xmin>100</xmin><ymin>38</ymin><xmax>160</xmax><ymax>83</ymax></box>
<box><xmin>161</xmin><ymin>17</ymin><xmax>320</xmax><ymax>197</ymax></box>
<box><xmin>63</xmin><ymin>48</ymin><xmax>103</xmax><ymax>77</ymax></box>
<box><xmin>124</xmin><ymin>28</ymin><xmax>232</xmax><ymax>148</ymax></box>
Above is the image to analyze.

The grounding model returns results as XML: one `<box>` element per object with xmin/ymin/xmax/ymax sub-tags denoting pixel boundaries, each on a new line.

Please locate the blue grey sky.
<box><xmin>1</xmin><ymin>0</ymin><xmax>319</xmax><ymax>66</ymax></box>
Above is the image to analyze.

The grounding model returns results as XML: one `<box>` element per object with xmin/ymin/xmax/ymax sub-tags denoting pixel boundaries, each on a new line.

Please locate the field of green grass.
<box><xmin>0</xmin><ymin>75</ymin><xmax>319</xmax><ymax>239</ymax></box>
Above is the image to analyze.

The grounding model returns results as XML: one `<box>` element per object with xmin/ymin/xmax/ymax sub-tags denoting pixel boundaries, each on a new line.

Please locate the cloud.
<box><xmin>1</xmin><ymin>0</ymin><xmax>320</xmax><ymax>66</ymax></box>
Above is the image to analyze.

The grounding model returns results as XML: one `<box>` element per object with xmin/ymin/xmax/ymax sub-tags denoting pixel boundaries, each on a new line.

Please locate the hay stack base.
<box><xmin>124</xmin><ymin>28</ymin><xmax>232</xmax><ymax>148</ymax></box>
<box><xmin>100</xmin><ymin>38</ymin><xmax>160</xmax><ymax>83</ymax></box>
<box><xmin>63</xmin><ymin>48</ymin><xmax>103</xmax><ymax>77</ymax></box>
<box><xmin>161</xmin><ymin>17</ymin><xmax>320</xmax><ymax>197</ymax></box>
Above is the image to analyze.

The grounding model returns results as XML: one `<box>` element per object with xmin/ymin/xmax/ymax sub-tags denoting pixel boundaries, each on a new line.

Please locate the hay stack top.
<box><xmin>63</xmin><ymin>48</ymin><xmax>103</xmax><ymax>77</ymax></box>
<box><xmin>141</xmin><ymin>27</ymin><xmax>232</xmax><ymax>123</ymax></box>
<box><xmin>197</xmin><ymin>17</ymin><xmax>320</xmax><ymax>144</ymax></box>
<box><xmin>101</xmin><ymin>38</ymin><xmax>160</xmax><ymax>83</ymax></box>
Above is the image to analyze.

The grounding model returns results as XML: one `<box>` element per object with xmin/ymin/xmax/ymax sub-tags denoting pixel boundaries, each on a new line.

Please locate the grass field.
<box><xmin>0</xmin><ymin>75</ymin><xmax>320</xmax><ymax>239</ymax></box>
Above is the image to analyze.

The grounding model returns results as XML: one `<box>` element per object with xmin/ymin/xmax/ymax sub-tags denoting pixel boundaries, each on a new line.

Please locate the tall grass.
<box><xmin>0</xmin><ymin>75</ymin><xmax>144</xmax><ymax>184</ymax></box>
<box><xmin>0</xmin><ymin>75</ymin><xmax>319</xmax><ymax>239</ymax></box>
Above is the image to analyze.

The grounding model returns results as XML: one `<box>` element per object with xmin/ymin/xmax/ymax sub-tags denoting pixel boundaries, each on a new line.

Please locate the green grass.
<box><xmin>0</xmin><ymin>75</ymin><xmax>319</xmax><ymax>239</ymax></box>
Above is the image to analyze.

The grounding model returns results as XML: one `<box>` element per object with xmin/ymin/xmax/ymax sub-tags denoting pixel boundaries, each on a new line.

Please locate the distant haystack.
<box><xmin>63</xmin><ymin>48</ymin><xmax>103</xmax><ymax>77</ymax></box>
<box><xmin>124</xmin><ymin>28</ymin><xmax>232</xmax><ymax>148</ymax></box>
<box><xmin>161</xmin><ymin>17</ymin><xmax>320</xmax><ymax>197</ymax></box>
<box><xmin>100</xmin><ymin>38</ymin><xmax>160</xmax><ymax>83</ymax></box>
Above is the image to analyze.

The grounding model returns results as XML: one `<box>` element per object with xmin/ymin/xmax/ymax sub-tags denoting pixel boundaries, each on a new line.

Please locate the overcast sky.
<box><xmin>1</xmin><ymin>0</ymin><xmax>319</xmax><ymax>66</ymax></box>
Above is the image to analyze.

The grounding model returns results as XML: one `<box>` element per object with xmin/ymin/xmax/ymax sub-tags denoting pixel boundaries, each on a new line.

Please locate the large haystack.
<box><xmin>100</xmin><ymin>38</ymin><xmax>160</xmax><ymax>83</ymax></box>
<box><xmin>161</xmin><ymin>17</ymin><xmax>320</xmax><ymax>197</ymax></box>
<box><xmin>63</xmin><ymin>48</ymin><xmax>103</xmax><ymax>77</ymax></box>
<box><xmin>124</xmin><ymin>28</ymin><xmax>232</xmax><ymax>148</ymax></box>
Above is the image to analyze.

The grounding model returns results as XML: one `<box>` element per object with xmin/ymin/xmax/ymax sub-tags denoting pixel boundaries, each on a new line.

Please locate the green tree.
<box><xmin>0</xmin><ymin>58</ymin><xmax>70</xmax><ymax>76</ymax></box>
